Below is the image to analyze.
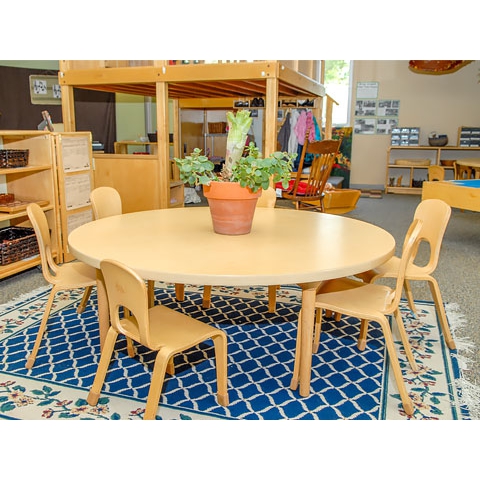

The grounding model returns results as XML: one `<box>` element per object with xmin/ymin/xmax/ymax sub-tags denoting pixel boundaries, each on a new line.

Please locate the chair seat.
<box><xmin>56</xmin><ymin>261</ymin><xmax>97</xmax><ymax>288</ymax></box>
<box><xmin>122</xmin><ymin>304</ymin><xmax>222</xmax><ymax>352</ymax></box>
<box><xmin>276</xmin><ymin>179</ymin><xmax>313</xmax><ymax>196</ymax></box>
<box><xmin>317</xmin><ymin>280</ymin><xmax>394</xmax><ymax>319</ymax></box>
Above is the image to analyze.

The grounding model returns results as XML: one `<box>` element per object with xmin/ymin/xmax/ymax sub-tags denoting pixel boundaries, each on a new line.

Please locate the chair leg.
<box><xmin>166</xmin><ymin>358</ymin><xmax>175</xmax><ymax>375</ymax></box>
<box><xmin>403</xmin><ymin>279</ymin><xmax>416</xmax><ymax>315</ymax></box>
<box><xmin>427</xmin><ymin>278</ymin><xmax>456</xmax><ymax>350</ymax></box>
<box><xmin>202</xmin><ymin>285</ymin><xmax>212</xmax><ymax>309</ymax></box>
<box><xmin>77</xmin><ymin>286</ymin><xmax>93</xmax><ymax>314</ymax></box>
<box><xmin>313</xmin><ymin>308</ymin><xmax>323</xmax><ymax>354</ymax></box>
<box><xmin>357</xmin><ymin>319</ymin><xmax>369</xmax><ymax>351</ymax></box>
<box><xmin>126</xmin><ymin>338</ymin><xmax>135</xmax><ymax>358</ymax></box>
<box><xmin>144</xmin><ymin>349</ymin><xmax>172</xmax><ymax>420</ymax></box>
<box><xmin>175</xmin><ymin>283</ymin><xmax>185</xmax><ymax>302</ymax></box>
<box><xmin>212</xmin><ymin>331</ymin><xmax>229</xmax><ymax>406</ymax></box>
<box><xmin>378</xmin><ymin>316</ymin><xmax>414</xmax><ymax>416</ymax></box>
<box><xmin>268</xmin><ymin>285</ymin><xmax>277</xmax><ymax>313</ymax></box>
<box><xmin>290</xmin><ymin>310</ymin><xmax>302</xmax><ymax>391</ymax></box>
<box><xmin>121</xmin><ymin>307</ymin><xmax>136</xmax><ymax>358</ymax></box>
<box><xmin>393</xmin><ymin>308</ymin><xmax>418</xmax><ymax>371</ymax></box>
<box><xmin>87</xmin><ymin>327</ymin><xmax>118</xmax><ymax>406</ymax></box>
<box><xmin>147</xmin><ymin>280</ymin><xmax>155</xmax><ymax>308</ymax></box>
<box><xmin>25</xmin><ymin>289</ymin><xmax>57</xmax><ymax>369</ymax></box>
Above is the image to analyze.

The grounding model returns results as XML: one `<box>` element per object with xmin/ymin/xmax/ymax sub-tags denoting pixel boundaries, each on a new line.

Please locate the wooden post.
<box><xmin>155</xmin><ymin>80</ymin><xmax>171</xmax><ymax>209</ymax></box>
<box><xmin>264</xmin><ymin>76</ymin><xmax>279</xmax><ymax>157</ymax></box>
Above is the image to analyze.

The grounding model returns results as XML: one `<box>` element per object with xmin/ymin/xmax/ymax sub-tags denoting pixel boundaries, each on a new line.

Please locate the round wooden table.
<box><xmin>69</xmin><ymin>207</ymin><xmax>395</xmax><ymax>397</ymax></box>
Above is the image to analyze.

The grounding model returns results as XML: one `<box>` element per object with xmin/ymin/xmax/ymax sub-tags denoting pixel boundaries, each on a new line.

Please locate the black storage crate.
<box><xmin>0</xmin><ymin>226</ymin><xmax>39</xmax><ymax>265</ymax></box>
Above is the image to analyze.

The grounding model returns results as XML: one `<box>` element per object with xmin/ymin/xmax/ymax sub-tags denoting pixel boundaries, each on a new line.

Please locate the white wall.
<box><xmin>348</xmin><ymin>60</ymin><xmax>480</xmax><ymax>189</ymax></box>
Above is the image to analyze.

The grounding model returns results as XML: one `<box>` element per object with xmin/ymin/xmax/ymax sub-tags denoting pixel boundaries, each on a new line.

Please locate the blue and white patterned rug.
<box><xmin>0</xmin><ymin>283</ymin><xmax>477</xmax><ymax>420</ymax></box>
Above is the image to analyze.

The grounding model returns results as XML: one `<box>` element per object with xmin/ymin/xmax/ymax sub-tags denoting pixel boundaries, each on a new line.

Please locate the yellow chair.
<box><xmin>203</xmin><ymin>186</ymin><xmax>279</xmax><ymax>313</ymax></box>
<box><xmin>90</xmin><ymin>186</ymin><xmax>184</xmax><ymax>310</ymax></box>
<box><xmin>358</xmin><ymin>198</ymin><xmax>455</xmax><ymax>350</ymax></box>
<box><xmin>90</xmin><ymin>187</ymin><xmax>213</xmax><ymax>311</ymax></box>
<box><xmin>258</xmin><ymin>186</ymin><xmax>280</xmax><ymax>312</ymax></box>
<box><xmin>293</xmin><ymin>219</ymin><xmax>424</xmax><ymax>416</ymax></box>
<box><xmin>87</xmin><ymin>258</ymin><xmax>229</xmax><ymax>420</ymax></box>
<box><xmin>428</xmin><ymin>165</ymin><xmax>445</xmax><ymax>182</ymax></box>
<box><xmin>90</xmin><ymin>185</ymin><xmax>123</xmax><ymax>219</ymax></box>
<box><xmin>322</xmin><ymin>188</ymin><xmax>361</xmax><ymax>215</ymax></box>
<box><xmin>454</xmin><ymin>161</ymin><xmax>473</xmax><ymax>180</ymax></box>
<box><xmin>25</xmin><ymin>203</ymin><xmax>97</xmax><ymax>369</ymax></box>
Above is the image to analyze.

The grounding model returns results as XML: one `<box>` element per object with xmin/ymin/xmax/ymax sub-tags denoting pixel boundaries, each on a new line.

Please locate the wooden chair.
<box><xmin>454</xmin><ymin>161</ymin><xmax>473</xmax><ymax>180</ymax></box>
<box><xmin>294</xmin><ymin>219</ymin><xmax>424</xmax><ymax>416</ymax></box>
<box><xmin>25</xmin><ymin>203</ymin><xmax>97</xmax><ymax>369</ymax></box>
<box><xmin>258</xmin><ymin>186</ymin><xmax>281</xmax><ymax>312</ymax></box>
<box><xmin>203</xmin><ymin>187</ymin><xmax>279</xmax><ymax>313</ymax></box>
<box><xmin>90</xmin><ymin>186</ymin><xmax>155</xmax><ymax>306</ymax></box>
<box><xmin>86</xmin><ymin>259</ymin><xmax>229</xmax><ymax>420</ymax></box>
<box><xmin>322</xmin><ymin>189</ymin><xmax>361</xmax><ymax>215</ymax></box>
<box><xmin>90</xmin><ymin>186</ymin><xmax>208</xmax><ymax>311</ymax></box>
<box><xmin>282</xmin><ymin>137</ymin><xmax>342</xmax><ymax>212</ymax></box>
<box><xmin>90</xmin><ymin>185</ymin><xmax>123</xmax><ymax>219</ymax></box>
<box><xmin>358</xmin><ymin>198</ymin><xmax>455</xmax><ymax>350</ymax></box>
<box><xmin>428</xmin><ymin>165</ymin><xmax>445</xmax><ymax>182</ymax></box>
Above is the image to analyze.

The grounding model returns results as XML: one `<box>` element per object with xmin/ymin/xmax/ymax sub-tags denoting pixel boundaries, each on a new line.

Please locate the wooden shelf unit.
<box><xmin>386</xmin><ymin>145</ymin><xmax>480</xmax><ymax>194</ymax></box>
<box><xmin>0</xmin><ymin>131</ymin><xmax>60</xmax><ymax>279</ymax></box>
<box><xmin>59</xmin><ymin>60</ymin><xmax>329</xmax><ymax>211</ymax></box>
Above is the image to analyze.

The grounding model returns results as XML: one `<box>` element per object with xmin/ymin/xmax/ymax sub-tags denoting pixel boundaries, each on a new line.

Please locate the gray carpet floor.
<box><xmin>1</xmin><ymin>193</ymin><xmax>479</xmax><ymax>389</ymax></box>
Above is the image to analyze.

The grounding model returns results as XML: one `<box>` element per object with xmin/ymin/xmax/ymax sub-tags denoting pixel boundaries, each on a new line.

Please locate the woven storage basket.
<box><xmin>208</xmin><ymin>122</ymin><xmax>227</xmax><ymax>134</ymax></box>
<box><xmin>0</xmin><ymin>149</ymin><xmax>29</xmax><ymax>168</ymax></box>
<box><xmin>0</xmin><ymin>226</ymin><xmax>39</xmax><ymax>265</ymax></box>
<box><xmin>0</xmin><ymin>193</ymin><xmax>15</xmax><ymax>205</ymax></box>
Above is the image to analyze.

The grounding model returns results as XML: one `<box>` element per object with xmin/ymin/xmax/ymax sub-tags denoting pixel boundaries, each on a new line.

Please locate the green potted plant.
<box><xmin>174</xmin><ymin>110</ymin><xmax>295</xmax><ymax>235</ymax></box>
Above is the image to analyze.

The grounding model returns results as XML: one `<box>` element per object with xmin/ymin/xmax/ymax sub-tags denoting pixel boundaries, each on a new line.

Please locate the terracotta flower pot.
<box><xmin>203</xmin><ymin>181</ymin><xmax>261</xmax><ymax>235</ymax></box>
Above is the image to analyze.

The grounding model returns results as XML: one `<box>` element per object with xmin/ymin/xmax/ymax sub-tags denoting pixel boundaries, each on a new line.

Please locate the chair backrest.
<box><xmin>322</xmin><ymin>189</ymin><xmax>361</xmax><ymax>215</ymax></box>
<box><xmin>412</xmin><ymin>198</ymin><xmax>451</xmax><ymax>273</ymax></box>
<box><xmin>26</xmin><ymin>203</ymin><xmax>60</xmax><ymax>284</ymax></box>
<box><xmin>387</xmin><ymin>218</ymin><xmax>423</xmax><ymax>313</ymax></box>
<box><xmin>257</xmin><ymin>186</ymin><xmax>277</xmax><ymax>208</ymax></box>
<box><xmin>290</xmin><ymin>138</ymin><xmax>341</xmax><ymax>197</ymax></box>
<box><xmin>100</xmin><ymin>259</ymin><xmax>153</xmax><ymax>347</ymax></box>
<box><xmin>90</xmin><ymin>187</ymin><xmax>122</xmax><ymax>220</ymax></box>
<box><xmin>428</xmin><ymin>165</ymin><xmax>445</xmax><ymax>182</ymax></box>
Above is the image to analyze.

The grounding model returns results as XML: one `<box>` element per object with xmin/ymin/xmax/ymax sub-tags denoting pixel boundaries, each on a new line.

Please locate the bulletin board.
<box><xmin>354</xmin><ymin>82</ymin><xmax>400</xmax><ymax>135</ymax></box>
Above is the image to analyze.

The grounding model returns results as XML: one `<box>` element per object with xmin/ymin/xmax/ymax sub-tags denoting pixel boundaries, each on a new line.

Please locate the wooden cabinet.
<box><xmin>386</xmin><ymin>146</ymin><xmax>480</xmax><ymax>194</ymax></box>
<box><xmin>93</xmin><ymin>153</ymin><xmax>184</xmax><ymax>212</ymax></box>
<box><xmin>0</xmin><ymin>131</ymin><xmax>60</xmax><ymax>279</ymax></box>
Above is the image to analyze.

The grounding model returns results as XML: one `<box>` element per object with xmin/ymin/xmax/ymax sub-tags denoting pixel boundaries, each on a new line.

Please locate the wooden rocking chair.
<box><xmin>282</xmin><ymin>135</ymin><xmax>342</xmax><ymax>212</ymax></box>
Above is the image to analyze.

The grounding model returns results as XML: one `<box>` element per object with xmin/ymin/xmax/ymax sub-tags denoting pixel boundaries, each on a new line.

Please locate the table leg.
<box><xmin>291</xmin><ymin>283</ymin><xmax>321</xmax><ymax>397</ymax></box>
<box><xmin>96</xmin><ymin>269</ymin><xmax>109</xmax><ymax>350</ymax></box>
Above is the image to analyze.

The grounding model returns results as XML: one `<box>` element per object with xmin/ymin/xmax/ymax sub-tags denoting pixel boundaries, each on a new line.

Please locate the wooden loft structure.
<box><xmin>58</xmin><ymin>60</ymin><xmax>333</xmax><ymax>209</ymax></box>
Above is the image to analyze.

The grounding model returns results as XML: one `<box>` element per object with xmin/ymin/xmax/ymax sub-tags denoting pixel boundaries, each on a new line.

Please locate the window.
<box><xmin>323</xmin><ymin>60</ymin><xmax>352</xmax><ymax>127</ymax></box>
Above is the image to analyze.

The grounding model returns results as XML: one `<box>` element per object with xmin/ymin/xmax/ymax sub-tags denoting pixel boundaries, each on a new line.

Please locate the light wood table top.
<box><xmin>68</xmin><ymin>207</ymin><xmax>395</xmax><ymax>397</ymax></box>
<box><xmin>69</xmin><ymin>207</ymin><xmax>394</xmax><ymax>285</ymax></box>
